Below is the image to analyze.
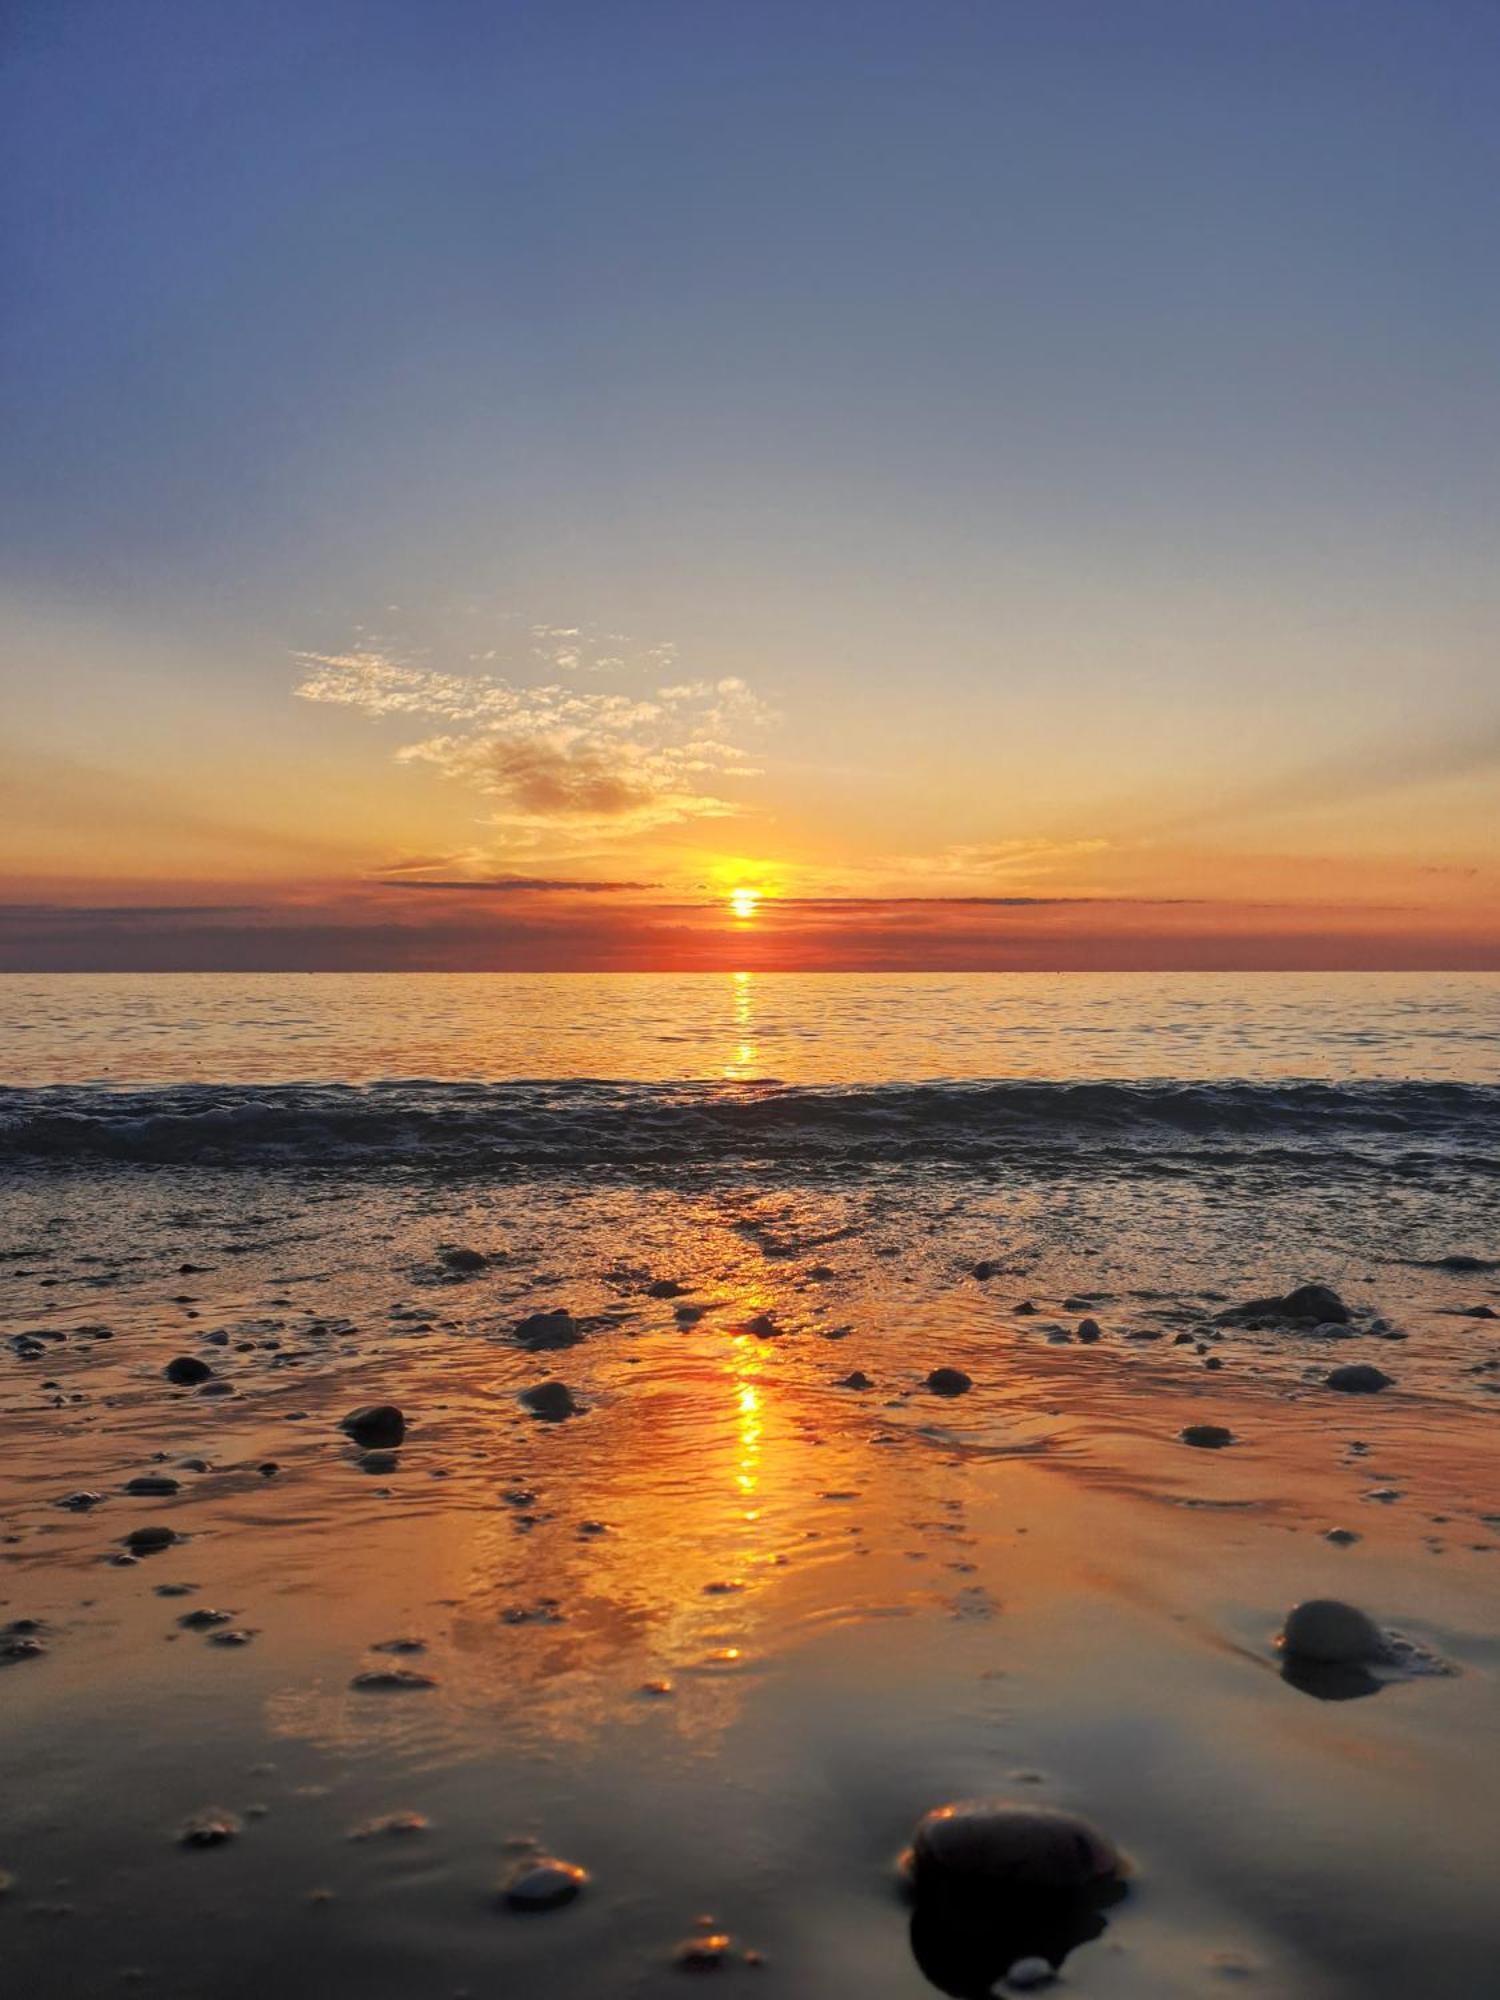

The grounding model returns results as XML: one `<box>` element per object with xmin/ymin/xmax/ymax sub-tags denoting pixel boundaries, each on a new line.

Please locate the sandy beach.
<box><xmin>3</xmin><ymin>979</ymin><xmax>1498</xmax><ymax>1999</ymax></box>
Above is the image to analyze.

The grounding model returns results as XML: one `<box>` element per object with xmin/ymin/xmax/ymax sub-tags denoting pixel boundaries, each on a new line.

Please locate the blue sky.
<box><xmin>2</xmin><ymin>1</ymin><xmax>1497</xmax><ymax>966</ymax></box>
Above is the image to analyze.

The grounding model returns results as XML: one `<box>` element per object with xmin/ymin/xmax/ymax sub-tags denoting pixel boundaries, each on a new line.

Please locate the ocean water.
<box><xmin>3</xmin><ymin>974</ymin><xmax>1499</xmax><ymax>1998</ymax></box>
<box><xmin>1</xmin><ymin>972</ymin><xmax>1497</xmax><ymax>1182</ymax></box>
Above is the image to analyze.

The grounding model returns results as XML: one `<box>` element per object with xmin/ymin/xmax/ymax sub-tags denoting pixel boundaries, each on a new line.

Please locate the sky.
<box><xmin>2</xmin><ymin>0</ymin><xmax>1498</xmax><ymax>970</ymax></box>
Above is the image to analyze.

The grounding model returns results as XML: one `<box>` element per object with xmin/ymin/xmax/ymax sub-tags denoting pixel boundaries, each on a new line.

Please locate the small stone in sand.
<box><xmin>178</xmin><ymin>1608</ymin><xmax>235</xmax><ymax>1630</ymax></box>
<box><xmin>1325</xmin><ymin>1528</ymin><xmax>1361</xmax><ymax>1546</ymax></box>
<box><xmin>125</xmin><ymin>1474</ymin><xmax>180</xmax><ymax>1496</ymax></box>
<box><xmin>905</xmin><ymin>1800</ymin><xmax>1121</xmax><ymax>1893</ymax></box>
<box><xmin>124</xmin><ymin>1525</ymin><xmax>177</xmax><ymax>1553</ymax></box>
<box><xmin>165</xmin><ymin>1355</ymin><xmax>212</xmax><ymax>1386</ymax></box>
<box><xmin>673</xmin><ymin>1932</ymin><xmax>735</xmax><ymax>1970</ymax></box>
<box><xmin>519</xmin><ymin>1380</ymin><xmax>581</xmax><ymax>1421</ymax></box>
<box><xmin>1281</xmin><ymin>1598</ymin><xmax>1385</xmax><ymax>1665</ymax></box>
<box><xmin>501</xmin><ymin>1856</ymin><xmax>588</xmax><ymax>1911</ymax></box>
<box><xmin>1180</xmin><ymin>1424</ymin><xmax>1235</xmax><ymax>1449</ymax></box>
<box><xmin>350</xmin><ymin>1666</ymin><xmax>437</xmax><ymax>1691</ymax></box>
<box><xmin>208</xmin><ymin>1628</ymin><xmax>256</xmax><ymax>1647</ymax></box>
<box><xmin>513</xmin><ymin>1309</ymin><xmax>582</xmax><ymax>1352</ymax></box>
<box><xmin>341</xmin><ymin>1404</ymin><xmax>406</xmax><ymax>1447</ymax></box>
<box><xmin>1077</xmin><ymin>1319</ymin><xmax>1102</xmax><ymax>1342</ymax></box>
<box><xmin>1326</xmin><ymin>1364</ymin><xmax>1392</xmax><ymax>1394</ymax></box>
<box><xmin>926</xmin><ymin>1367</ymin><xmax>972</xmax><ymax>1397</ymax></box>
<box><xmin>350</xmin><ymin>1810</ymin><xmax>429</xmax><ymax>1840</ymax></box>
<box><xmin>178</xmin><ymin>1807</ymin><xmax>242</xmax><ymax>1848</ymax></box>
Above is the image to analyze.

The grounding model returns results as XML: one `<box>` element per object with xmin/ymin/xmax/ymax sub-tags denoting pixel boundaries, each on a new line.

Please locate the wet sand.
<box><xmin>3</xmin><ymin>1171</ymin><xmax>1499</xmax><ymax>1998</ymax></box>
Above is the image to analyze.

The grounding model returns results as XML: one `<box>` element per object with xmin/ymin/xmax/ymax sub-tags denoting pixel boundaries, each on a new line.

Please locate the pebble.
<box><xmin>501</xmin><ymin>1856</ymin><xmax>588</xmax><ymax>1910</ymax></box>
<box><xmin>1326</xmin><ymin>1364</ymin><xmax>1393</xmax><ymax>1394</ymax></box>
<box><xmin>124</xmin><ymin>1525</ymin><xmax>177</xmax><ymax>1554</ymax></box>
<box><xmin>341</xmin><ymin>1404</ymin><xmax>406</xmax><ymax>1447</ymax></box>
<box><xmin>835</xmin><ymin>1371</ymin><xmax>874</xmax><ymax>1390</ymax></box>
<box><xmin>178</xmin><ymin>1807</ymin><xmax>242</xmax><ymax>1848</ymax></box>
<box><xmin>513</xmin><ymin>1309</ymin><xmax>582</xmax><ymax>1352</ymax></box>
<box><xmin>1325</xmin><ymin>1528</ymin><xmax>1361</xmax><ymax>1546</ymax></box>
<box><xmin>519</xmin><ymin>1380</ymin><xmax>581</xmax><ymax>1421</ymax></box>
<box><xmin>905</xmin><ymin>1800</ymin><xmax>1122</xmax><ymax>1893</ymax></box>
<box><xmin>125</xmin><ymin>1475</ymin><xmax>180</xmax><ymax>1496</ymax></box>
<box><xmin>926</xmin><ymin>1367</ymin><xmax>973</xmax><ymax>1397</ymax></box>
<box><xmin>673</xmin><ymin>1931</ymin><xmax>735</xmax><ymax>1970</ymax></box>
<box><xmin>164</xmin><ymin>1355</ymin><xmax>212</xmax><ymax>1386</ymax></box>
<box><xmin>349</xmin><ymin>1667</ymin><xmax>438</xmax><ymax>1691</ymax></box>
<box><xmin>177</xmin><ymin>1608</ymin><xmax>235</xmax><ymax>1630</ymax></box>
<box><xmin>439</xmin><ymin>1247</ymin><xmax>488</xmax><ymax>1272</ymax></box>
<box><xmin>1077</xmin><ymin>1319</ymin><xmax>1102</xmax><ymax>1342</ymax></box>
<box><xmin>350</xmin><ymin>1810</ymin><xmax>429</xmax><ymax>1840</ymax></box>
<box><xmin>1180</xmin><ymin>1424</ymin><xmax>1235</xmax><ymax>1449</ymax></box>
<box><xmin>1280</xmin><ymin>1598</ymin><xmax>1385</xmax><ymax>1665</ymax></box>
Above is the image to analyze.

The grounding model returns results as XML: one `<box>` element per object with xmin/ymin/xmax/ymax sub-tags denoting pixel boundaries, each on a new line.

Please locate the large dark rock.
<box><xmin>1281</xmin><ymin>1598</ymin><xmax>1384</xmax><ymax>1666</ymax></box>
<box><xmin>519</xmin><ymin>1380</ymin><xmax>581</xmax><ymax>1421</ymax></box>
<box><xmin>926</xmin><ymin>1367</ymin><xmax>973</xmax><ymax>1397</ymax></box>
<box><xmin>1326</xmin><ymin>1363</ymin><xmax>1392</xmax><ymax>1393</ymax></box>
<box><xmin>906</xmin><ymin>1801</ymin><xmax>1121</xmax><ymax>1895</ymax></box>
<box><xmin>1216</xmin><ymin>1284</ymin><xmax>1352</xmax><ymax>1327</ymax></box>
<box><xmin>165</xmin><ymin>1355</ymin><xmax>212</xmax><ymax>1386</ymax></box>
<box><xmin>513</xmin><ymin>1309</ymin><xmax>582</xmax><ymax>1352</ymax></box>
<box><xmin>904</xmin><ymin>1800</ymin><xmax>1126</xmax><ymax>1994</ymax></box>
<box><xmin>341</xmin><ymin>1404</ymin><xmax>406</xmax><ymax>1447</ymax></box>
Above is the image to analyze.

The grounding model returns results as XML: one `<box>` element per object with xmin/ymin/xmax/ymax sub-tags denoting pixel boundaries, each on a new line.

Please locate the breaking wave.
<box><xmin>0</xmin><ymin>1078</ymin><xmax>1495</xmax><ymax>1177</ymax></box>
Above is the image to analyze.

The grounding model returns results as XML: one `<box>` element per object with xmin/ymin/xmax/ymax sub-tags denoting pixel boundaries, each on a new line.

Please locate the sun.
<box><xmin>729</xmin><ymin>886</ymin><xmax>761</xmax><ymax>921</ymax></box>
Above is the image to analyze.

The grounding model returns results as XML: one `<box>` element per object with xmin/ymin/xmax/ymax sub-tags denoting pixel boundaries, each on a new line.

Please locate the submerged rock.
<box><xmin>1326</xmin><ymin>1363</ymin><xmax>1393</xmax><ymax>1394</ymax></box>
<box><xmin>1280</xmin><ymin>1598</ymin><xmax>1385</xmax><ymax>1665</ymax></box>
<box><xmin>905</xmin><ymin>1800</ymin><xmax>1122</xmax><ymax>1895</ymax></box>
<box><xmin>125</xmin><ymin>1474</ymin><xmax>180</xmax><ymax>1496</ymax></box>
<box><xmin>513</xmin><ymin>1309</ymin><xmax>582</xmax><ymax>1352</ymax></box>
<box><xmin>341</xmin><ymin>1404</ymin><xmax>406</xmax><ymax>1447</ymax></box>
<box><xmin>165</xmin><ymin>1355</ymin><xmax>212</xmax><ymax>1386</ymax></box>
<box><xmin>1217</xmin><ymin>1284</ymin><xmax>1352</xmax><ymax>1327</ymax></box>
<box><xmin>926</xmin><ymin>1367</ymin><xmax>973</xmax><ymax>1397</ymax></box>
<box><xmin>836</xmin><ymin>1370</ymin><xmax>874</xmax><ymax>1390</ymax></box>
<box><xmin>501</xmin><ymin>1856</ymin><xmax>588</xmax><ymax>1910</ymax></box>
<box><xmin>519</xmin><ymin>1380</ymin><xmax>582</xmax><ymax>1421</ymax></box>
<box><xmin>1076</xmin><ymin>1319</ymin><xmax>1102</xmax><ymax>1342</ymax></box>
<box><xmin>439</xmin><ymin>1246</ymin><xmax>487</xmax><ymax>1272</ymax></box>
<box><xmin>1180</xmin><ymin>1424</ymin><xmax>1235</xmax><ymax>1449</ymax></box>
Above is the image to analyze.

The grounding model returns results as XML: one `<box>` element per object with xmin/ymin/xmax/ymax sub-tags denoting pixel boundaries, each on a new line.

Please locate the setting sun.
<box><xmin>729</xmin><ymin>886</ymin><xmax>761</xmax><ymax>921</ymax></box>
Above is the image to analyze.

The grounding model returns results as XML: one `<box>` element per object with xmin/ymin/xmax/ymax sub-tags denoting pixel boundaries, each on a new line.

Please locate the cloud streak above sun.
<box><xmin>295</xmin><ymin>643</ymin><xmax>772</xmax><ymax>843</ymax></box>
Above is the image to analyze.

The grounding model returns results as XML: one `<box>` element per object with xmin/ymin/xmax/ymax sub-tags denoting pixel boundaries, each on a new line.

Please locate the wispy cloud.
<box><xmin>295</xmin><ymin>641</ymin><xmax>772</xmax><ymax>841</ymax></box>
<box><xmin>372</xmin><ymin>874</ymin><xmax>655</xmax><ymax>893</ymax></box>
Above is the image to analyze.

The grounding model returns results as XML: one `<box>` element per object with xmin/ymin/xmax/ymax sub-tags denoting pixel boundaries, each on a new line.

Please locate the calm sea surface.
<box><xmin>2</xmin><ymin>970</ymin><xmax>1497</xmax><ymax>1086</ymax></box>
